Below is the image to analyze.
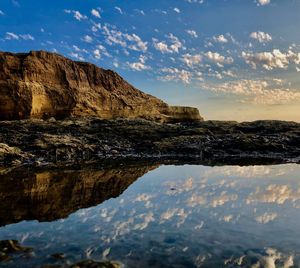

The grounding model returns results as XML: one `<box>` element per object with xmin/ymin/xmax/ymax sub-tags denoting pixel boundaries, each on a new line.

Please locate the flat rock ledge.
<box><xmin>0</xmin><ymin>117</ymin><xmax>299</xmax><ymax>170</ymax></box>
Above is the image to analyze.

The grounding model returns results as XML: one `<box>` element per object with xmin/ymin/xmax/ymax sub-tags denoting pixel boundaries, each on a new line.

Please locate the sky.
<box><xmin>0</xmin><ymin>0</ymin><xmax>300</xmax><ymax>122</ymax></box>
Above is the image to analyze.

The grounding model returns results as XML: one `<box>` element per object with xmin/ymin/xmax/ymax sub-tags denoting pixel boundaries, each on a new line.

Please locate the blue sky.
<box><xmin>1</xmin><ymin>0</ymin><xmax>300</xmax><ymax>121</ymax></box>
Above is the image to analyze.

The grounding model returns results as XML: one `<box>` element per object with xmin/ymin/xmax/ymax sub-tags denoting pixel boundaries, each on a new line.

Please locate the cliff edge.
<box><xmin>0</xmin><ymin>50</ymin><xmax>203</xmax><ymax>122</ymax></box>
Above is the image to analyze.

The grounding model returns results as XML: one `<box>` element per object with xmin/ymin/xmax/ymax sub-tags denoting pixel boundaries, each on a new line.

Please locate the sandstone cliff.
<box><xmin>0</xmin><ymin>50</ymin><xmax>203</xmax><ymax>122</ymax></box>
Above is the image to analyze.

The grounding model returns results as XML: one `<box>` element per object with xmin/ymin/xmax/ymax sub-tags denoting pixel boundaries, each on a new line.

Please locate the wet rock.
<box><xmin>70</xmin><ymin>260</ymin><xmax>121</xmax><ymax>268</ymax></box>
<box><xmin>0</xmin><ymin>240</ymin><xmax>32</xmax><ymax>262</ymax></box>
<box><xmin>51</xmin><ymin>253</ymin><xmax>66</xmax><ymax>259</ymax></box>
<box><xmin>0</xmin><ymin>118</ymin><xmax>299</xmax><ymax>169</ymax></box>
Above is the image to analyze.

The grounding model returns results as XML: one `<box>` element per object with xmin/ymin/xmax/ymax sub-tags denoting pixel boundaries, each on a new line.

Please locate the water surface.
<box><xmin>0</xmin><ymin>164</ymin><xmax>299</xmax><ymax>267</ymax></box>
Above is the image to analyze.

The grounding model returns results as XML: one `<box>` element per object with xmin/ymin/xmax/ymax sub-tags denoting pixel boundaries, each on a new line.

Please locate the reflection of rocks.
<box><xmin>0</xmin><ymin>164</ymin><xmax>156</xmax><ymax>226</ymax></box>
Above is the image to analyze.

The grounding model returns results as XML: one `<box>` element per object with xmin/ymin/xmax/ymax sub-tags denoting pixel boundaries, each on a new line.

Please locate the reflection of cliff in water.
<box><xmin>0</xmin><ymin>164</ymin><xmax>157</xmax><ymax>226</ymax></box>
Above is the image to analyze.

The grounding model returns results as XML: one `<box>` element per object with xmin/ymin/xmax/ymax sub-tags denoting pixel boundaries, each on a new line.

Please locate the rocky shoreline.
<box><xmin>0</xmin><ymin>117</ymin><xmax>299</xmax><ymax>171</ymax></box>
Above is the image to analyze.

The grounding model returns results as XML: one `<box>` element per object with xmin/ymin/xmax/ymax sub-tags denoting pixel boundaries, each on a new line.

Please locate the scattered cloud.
<box><xmin>213</xmin><ymin>34</ymin><xmax>228</xmax><ymax>43</ymax></box>
<box><xmin>186</xmin><ymin>30</ymin><xmax>198</xmax><ymax>38</ymax></box>
<box><xmin>174</xmin><ymin>7</ymin><xmax>181</xmax><ymax>13</ymax></box>
<box><xmin>185</xmin><ymin>0</ymin><xmax>204</xmax><ymax>3</ymax></box>
<box><xmin>242</xmin><ymin>49</ymin><xmax>300</xmax><ymax>70</ymax></box>
<box><xmin>250</xmin><ymin>31</ymin><xmax>272</xmax><ymax>43</ymax></box>
<box><xmin>256</xmin><ymin>0</ymin><xmax>271</xmax><ymax>6</ymax></box>
<box><xmin>5</xmin><ymin>32</ymin><xmax>34</xmax><ymax>40</ymax></box>
<box><xmin>0</xmin><ymin>10</ymin><xmax>4</xmax><ymax>16</ymax></box>
<box><xmin>64</xmin><ymin>10</ymin><xmax>87</xmax><ymax>21</ymax></box>
<box><xmin>205</xmin><ymin>51</ymin><xmax>234</xmax><ymax>66</ymax></box>
<box><xmin>69</xmin><ymin>52</ymin><xmax>84</xmax><ymax>61</ymax></box>
<box><xmin>153</xmin><ymin>33</ymin><xmax>183</xmax><ymax>54</ymax></box>
<box><xmin>128</xmin><ymin>55</ymin><xmax>151</xmax><ymax>71</ymax></box>
<box><xmin>203</xmin><ymin>78</ymin><xmax>300</xmax><ymax>105</ymax></box>
<box><xmin>82</xmin><ymin>35</ymin><xmax>93</xmax><ymax>43</ymax></box>
<box><xmin>91</xmin><ymin>9</ymin><xmax>101</xmax><ymax>18</ymax></box>
<box><xmin>114</xmin><ymin>6</ymin><xmax>123</xmax><ymax>15</ymax></box>
<box><xmin>134</xmin><ymin>9</ymin><xmax>145</xmax><ymax>15</ymax></box>
<box><xmin>101</xmin><ymin>24</ymin><xmax>148</xmax><ymax>52</ymax></box>
<box><xmin>181</xmin><ymin>53</ymin><xmax>202</xmax><ymax>67</ymax></box>
<box><xmin>159</xmin><ymin>67</ymin><xmax>193</xmax><ymax>84</ymax></box>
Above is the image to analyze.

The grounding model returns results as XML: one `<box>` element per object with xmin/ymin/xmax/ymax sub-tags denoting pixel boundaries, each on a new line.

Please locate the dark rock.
<box><xmin>0</xmin><ymin>118</ymin><xmax>299</xmax><ymax>170</ymax></box>
<box><xmin>0</xmin><ymin>240</ymin><xmax>32</xmax><ymax>262</ymax></box>
<box><xmin>70</xmin><ymin>260</ymin><xmax>121</xmax><ymax>268</ymax></box>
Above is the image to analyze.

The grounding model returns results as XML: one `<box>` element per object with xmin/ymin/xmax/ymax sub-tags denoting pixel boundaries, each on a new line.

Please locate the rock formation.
<box><xmin>0</xmin><ymin>50</ymin><xmax>203</xmax><ymax>122</ymax></box>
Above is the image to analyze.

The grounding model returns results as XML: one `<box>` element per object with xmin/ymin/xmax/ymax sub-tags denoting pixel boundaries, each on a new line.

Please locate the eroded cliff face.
<box><xmin>0</xmin><ymin>50</ymin><xmax>203</xmax><ymax>122</ymax></box>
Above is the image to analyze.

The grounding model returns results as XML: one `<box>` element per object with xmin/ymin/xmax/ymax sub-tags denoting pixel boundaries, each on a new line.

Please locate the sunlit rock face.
<box><xmin>0</xmin><ymin>51</ymin><xmax>203</xmax><ymax>122</ymax></box>
<box><xmin>0</xmin><ymin>164</ymin><xmax>157</xmax><ymax>226</ymax></box>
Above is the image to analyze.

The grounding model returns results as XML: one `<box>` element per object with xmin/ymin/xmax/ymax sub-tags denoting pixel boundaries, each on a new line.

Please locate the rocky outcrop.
<box><xmin>0</xmin><ymin>118</ymin><xmax>299</xmax><ymax>169</ymax></box>
<box><xmin>0</xmin><ymin>50</ymin><xmax>203</xmax><ymax>122</ymax></box>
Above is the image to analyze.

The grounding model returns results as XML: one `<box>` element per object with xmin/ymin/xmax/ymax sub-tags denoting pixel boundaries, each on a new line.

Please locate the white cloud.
<box><xmin>134</xmin><ymin>9</ymin><xmax>145</xmax><ymax>15</ymax></box>
<box><xmin>5</xmin><ymin>32</ymin><xmax>34</xmax><ymax>41</ymax></box>
<box><xmin>186</xmin><ymin>30</ymin><xmax>198</xmax><ymax>38</ymax></box>
<box><xmin>5</xmin><ymin>32</ymin><xmax>19</xmax><ymax>40</ymax></box>
<box><xmin>185</xmin><ymin>0</ymin><xmax>204</xmax><ymax>3</ymax></box>
<box><xmin>91</xmin><ymin>23</ymin><xmax>101</xmax><ymax>32</ymax></box>
<box><xmin>213</xmin><ymin>34</ymin><xmax>228</xmax><ymax>43</ymax></box>
<box><xmin>82</xmin><ymin>35</ymin><xmax>93</xmax><ymax>43</ymax></box>
<box><xmin>204</xmin><ymin>78</ymin><xmax>300</xmax><ymax>105</ymax></box>
<box><xmin>93</xmin><ymin>45</ymin><xmax>110</xmax><ymax>60</ymax></box>
<box><xmin>72</xmin><ymin>45</ymin><xmax>88</xmax><ymax>54</ymax></box>
<box><xmin>115</xmin><ymin>6</ymin><xmax>123</xmax><ymax>14</ymax></box>
<box><xmin>168</xmin><ymin>33</ymin><xmax>183</xmax><ymax>53</ymax></box>
<box><xmin>128</xmin><ymin>55</ymin><xmax>151</xmax><ymax>71</ymax></box>
<box><xmin>153</xmin><ymin>33</ymin><xmax>183</xmax><ymax>54</ymax></box>
<box><xmin>174</xmin><ymin>7</ymin><xmax>181</xmax><ymax>13</ymax></box>
<box><xmin>159</xmin><ymin>67</ymin><xmax>192</xmax><ymax>84</ymax></box>
<box><xmin>69</xmin><ymin>52</ymin><xmax>84</xmax><ymax>61</ymax></box>
<box><xmin>205</xmin><ymin>51</ymin><xmax>234</xmax><ymax>65</ymax></box>
<box><xmin>91</xmin><ymin>9</ymin><xmax>101</xmax><ymax>18</ymax></box>
<box><xmin>250</xmin><ymin>31</ymin><xmax>272</xmax><ymax>43</ymax></box>
<box><xmin>102</xmin><ymin>24</ymin><xmax>147</xmax><ymax>52</ymax></box>
<box><xmin>124</xmin><ymin>33</ymin><xmax>148</xmax><ymax>52</ymax></box>
<box><xmin>153</xmin><ymin>39</ymin><xmax>173</xmax><ymax>53</ymax></box>
<box><xmin>242</xmin><ymin>49</ymin><xmax>300</xmax><ymax>70</ymax></box>
<box><xmin>181</xmin><ymin>53</ymin><xmax>202</xmax><ymax>67</ymax></box>
<box><xmin>0</xmin><ymin>10</ymin><xmax>4</xmax><ymax>16</ymax></box>
<box><xmin>93</xmin><ymin>49</ymin><xmax>101</xmax><ymax>59</ymax></box>
<box><xmin>64</xmin><ymin>10</ymin><xmax>87</xmax><ymax>21</ymax></box>
<box><xmin>257</xmin><ymin>0</ymin><xmax>271</xmax><ymax>6</ymax></box>
<box><xmin>19</xmin><ymin>34</ymin><xmax>34</xmax><ymax>40</ymax></box>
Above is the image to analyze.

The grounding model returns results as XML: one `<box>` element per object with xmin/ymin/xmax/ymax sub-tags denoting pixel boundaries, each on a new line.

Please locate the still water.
<box><xmin>0</xmin><ymin>164</ymin><xmax>299</xmax><ymax>267</ymax></box>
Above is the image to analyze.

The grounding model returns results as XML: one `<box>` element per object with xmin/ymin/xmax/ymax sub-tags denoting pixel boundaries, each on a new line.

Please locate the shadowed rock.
<box><xmin>0</xmin><ymin>50</ymin><xmax>202</xmax><ymax>122</ymax></box>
